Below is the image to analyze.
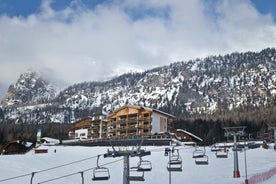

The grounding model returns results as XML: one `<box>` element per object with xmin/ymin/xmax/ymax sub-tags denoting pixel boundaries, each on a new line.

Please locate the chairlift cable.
<box><xmin>37</xmin><ymin>158</ymin><xmax>123</xmax><ymax>183</ymax></box>
<box><xmin>37</xmin><ymin>155</ymin><xmax>99</xmax><ymax>173</ymax></box>
<box><xmin>0</xmin><ymin>154</ymin><xmax>100</xmax><ymax>183</ymax></box>
<box><xmin>0</xmin><ymin>173</ymin><xmax>32</xmax><ymax>182</ymax></box>
<box><xmin>37</xmin><ymin>172</ymin><xmax>80</xmax><ymax>184</ymax></box>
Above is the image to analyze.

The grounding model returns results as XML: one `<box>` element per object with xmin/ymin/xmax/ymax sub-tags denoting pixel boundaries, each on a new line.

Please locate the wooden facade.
<box><xmin>35</xmin><ymin>149</ymin><xmax>48</xmax><ymax>154</ymax></box>
<box><xmin>67</xmin><ymin>106</ymin><xmax>176</xmax><ymax>140</ymax></box>
<box><xmin>107</xmin><ymin>105</ymin><xmax>175</xmax><ymax>138</ymax></box>
<box><xmin>68</xmin><ymin>116</ymin><xmax>108</xmax><ymax>139</ymax></box>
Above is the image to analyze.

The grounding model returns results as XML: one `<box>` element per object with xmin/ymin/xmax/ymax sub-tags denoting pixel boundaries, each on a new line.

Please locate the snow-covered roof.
<box><xmin>109</xmin><ymin>105</ymin><xmax>176</xmax><ymax>119</ymax></box>
<box><xmin>41</xmin><ymin>137</ymin><xmax>60</xmax><ymax>143</ymax></box>
<box><xmin>176</xmin><ymin>129</ymin><xmax>203</xmax><ymax>142</ymax></box>
<box><xmin>72</xmin><ymin>116</ymin><xmax>92</xmax><ymax>124</ymax></box>
<box><xmin>152</xmin><ymin>108</ymin><xmax>176</xmax><ymax>119</ymax></box>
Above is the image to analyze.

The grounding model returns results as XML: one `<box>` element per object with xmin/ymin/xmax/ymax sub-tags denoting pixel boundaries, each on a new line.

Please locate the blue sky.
<box><xmin>0</xmin><ymin>0</ymin><xmax>276</xmax><ymax>99</ymax></box>
<box><xmin>1</xmin><ymin>0</ymin><xmax>276</xmax><ymax>21</ymax></box>
<box><xmin>0</xmin><ymin>0</ymin><xmax>108</xmax><ymax>16</ymax></box>
<box><xmin>251</xmin><ymin>0</ymin><xmax>276</xmax><ymax>21</ymax></box>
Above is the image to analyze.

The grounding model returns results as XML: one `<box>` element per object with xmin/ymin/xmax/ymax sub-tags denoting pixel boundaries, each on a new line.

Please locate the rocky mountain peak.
<box><xmin>1</xmin><ymin>69</ymin><xmax>57</xmax><ymax>107</ymax></box>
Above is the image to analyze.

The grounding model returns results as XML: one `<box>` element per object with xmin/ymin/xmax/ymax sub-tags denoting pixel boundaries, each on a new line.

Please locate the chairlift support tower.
<box><xmin>223</xmin><ymin>126</ymin><xmax>246</xmax><ymax>178</ymax></box>
<box><xmin>104</xmin><ymin>139</ymin><xmax>151</xmax><ymax>184</ymax></box>
<box><xmin>268</xmin><ymin>124</ymin><xmax>276</xmax><ymax>149</ymax></box>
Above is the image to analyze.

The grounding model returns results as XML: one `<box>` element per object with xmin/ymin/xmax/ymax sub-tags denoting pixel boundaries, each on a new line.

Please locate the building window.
<box><xmin>160</xmin><ymin>117</ymin><xmax>167</xmax><ymax>132</ymax></box>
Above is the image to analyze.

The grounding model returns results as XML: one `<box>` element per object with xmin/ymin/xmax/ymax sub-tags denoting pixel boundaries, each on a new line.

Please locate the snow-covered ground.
<box><xmin>0</xmin><ymin>144</ymin><xmax>276</xmax><ymax>184</ymax></box>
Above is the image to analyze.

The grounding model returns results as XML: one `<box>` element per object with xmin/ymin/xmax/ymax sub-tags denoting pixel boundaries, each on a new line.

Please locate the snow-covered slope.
<box><xmin>0</xmin><ymin>145</ymin><xmax>276</xmax><ymax>184</ymax></box>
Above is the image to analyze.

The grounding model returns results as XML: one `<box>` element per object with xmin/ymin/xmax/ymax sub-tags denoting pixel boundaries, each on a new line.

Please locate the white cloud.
<box><xmin>0</xmin><ymin>0</ymin><xmax>276</xmax><ymax>98</ymax></box>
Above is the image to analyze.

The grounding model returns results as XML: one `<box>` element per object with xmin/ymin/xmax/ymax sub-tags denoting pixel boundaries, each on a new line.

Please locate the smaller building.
<box><xmin>1</xmin><ymin>140</ymin><xmax>35</xmax><ymax>155</ymax></box>
<box><xmin>155</xmin><ymin>129</ymin><xmax>203</xmax><ymax>145</ymax></box>
<box><xmin>174</xmin><ymin>129</ymin><xmax>203</xmax><ymax>143</ymax></box>
<box><xmin>41</xmin><ymin>137</ymin><xmax>60</xmax><ymax>145</ymax></box>
<box><xmin>68</xmin><ymin>115</ymin><xmax>108</xmax><ymax>139</ymax></box>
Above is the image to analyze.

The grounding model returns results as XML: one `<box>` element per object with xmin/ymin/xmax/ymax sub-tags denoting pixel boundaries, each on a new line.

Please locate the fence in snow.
<box><xmin>245</xmin><ymin>167</ymin><xmax>276</xmax><ymax>184</ymax></box>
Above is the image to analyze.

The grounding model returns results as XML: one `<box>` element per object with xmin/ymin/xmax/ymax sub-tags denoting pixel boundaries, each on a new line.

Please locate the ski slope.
<box><xmin>0</xmin><ymin>145</ymin><xmax>276</xmax><ymax>184</ymax></box>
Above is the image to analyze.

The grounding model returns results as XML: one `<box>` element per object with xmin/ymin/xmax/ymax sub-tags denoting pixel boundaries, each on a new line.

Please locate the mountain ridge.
<box><xmin>1</xmin><ymin>48</ymin><xmax>276</xmax><ymax>124</ymax></box>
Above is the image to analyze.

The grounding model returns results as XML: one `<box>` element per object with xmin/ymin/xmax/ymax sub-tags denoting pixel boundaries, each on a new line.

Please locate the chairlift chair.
<box><xmin>167</xmin><ymin>155</ymin><xmax>182</xmax><ymax>172</ymax></box>
<box><xmin>92</xmin><ymin>167</ymin><xmax>110</xmax><ymax>181</ymax></box>
<box><xmin>195</xmin><ymin>155</ymin><xmax>209</xmax><ymax>165</ymax></box>
<box><xmin>137</xmin><ymin>159</ymin><xmax>152</xmax><ymax>172</ymax></box>
<box><xmin>193</xmin><ymin>146</ymin><xmax>207</xmax><ymax>158</ymax></box>
<box><xmin>170</xmin><ymin>148</ymin><xmax>182</xmax><ymax>164</ymax></box>
<box><xmin>129</xmin><ymin>167</ymin><xmax>145</xmax><ymax>181</ymax></box>
<box><xmin>171</xmin><ymin>148</ymin><xmax>181</xmax><ymax>158</ymax></box>
<box><xmin>215</xmin><ymin>150</ymin><xmax>228</xmax><ymax>158</ymax></box>
<box><xmin>92</xmin><ymin>155</ymin><xmax>110</xmax><ymax>181</ymax></box>
<box><xmin>167</xmin><ymin>161</ymin><xmax>182</xmax><ymax>172</ymax></box>
<box><xmin>211</xmin><ymin>146</ymin><xmax>221</xmax><ymax>152</ymax></box>
<box><xmin>193</xmin><ymin>149</ymin><xmax>205</xmax><ymax>158</ymax></box>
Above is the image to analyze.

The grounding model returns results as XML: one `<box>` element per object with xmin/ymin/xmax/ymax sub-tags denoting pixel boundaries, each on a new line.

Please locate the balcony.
<box><xmin>118</xmin><ymin>126</ymin><xmax>127</xmax><ymax>130</ymax></box>
<box><xmin>92</xmin><ymin>121</ymin><xmax>100</xmax><ymax>125</ymax></box>
<box><xmin>108</xmin><ymin>129</ymin><xmax>116</xmax><ymax>134</ymax></box>
<box><xmin>91</xmin><ymin>126</ymin><xmax>100</xmax><ymax>130</ymax></box>
<box><xmin>128</xmin><ymin>132</ymin><xmax>137</xmax><ymax>136</ymax></box>
<box><xmin>109</xmin><ymin>120</ymin><xmax>116</xmax><ymax>124</ymax></box>
<box><xmin>119</xmin><ymin>129</ymin><xmax>127</xmax><ymax>133</ymax></box>
<box><xmin>118</xmin><ymin>117</ymin><xmax>127</xmax><ymax>121</ymax></box>
<box><xmin>129</xmin><ymin>128</ymin><xmax>138</xmax><ymax>133</ymax></box>
<box><xmin>143</xmin><ymin>125</ymin><xmax>152</xmax><ymax>131</ymax></box>
<box><xmin>91</xmin><ymin>134</ymin><xmax>100</xmax><ymax>138</ymax></box>
<box><xmin>129</xmin><ymin>120</ymin><xmax>139</xmax><ymax>124</ymax></box>
<box><xmin>118</xmin><ymin>121</ymin><xmax>127</xmax><ymax>126</ymax></box>
<box><xmin>128</xmin><ymin>125</ymin><xmax>137</xmax><ymax>130</ymax></box>
<box><xmin>128</xmin><ymin>116</ymin><xmax>138</xmax><ymax>120</ymax></box>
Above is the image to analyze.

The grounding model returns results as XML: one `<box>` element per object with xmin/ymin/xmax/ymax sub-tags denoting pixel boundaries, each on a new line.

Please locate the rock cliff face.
<box><xmin>2</xmin><ymin>70</ymin><xmax>57</xmax><ymax>106</ymax></box>
<box><xmin>1</xmin><ymin>48</ymin><xmax>276</xmax><ymax>124</ymax></box>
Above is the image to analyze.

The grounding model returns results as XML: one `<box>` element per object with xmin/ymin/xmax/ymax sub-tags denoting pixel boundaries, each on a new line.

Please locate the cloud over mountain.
<box><xmin>0</xmin><ymin>0</ymin><xmax>276</xmax><ymax>99</ymax></box>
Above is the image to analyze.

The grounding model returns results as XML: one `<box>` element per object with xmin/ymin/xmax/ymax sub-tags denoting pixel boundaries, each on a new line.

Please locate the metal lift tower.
<box><xmin>268</xmin><ymin>124</ymin><xmax>276</xmax><ymax>150</ymax></box>
<box><xmin>223</xmin><ymin>126</ymin><xmax>246</xmax><ymax>178</ymax></box>
<box><xmin>104</xmin><ymin>139</ymin><xmax>151</xmax><ymax>184</ymax></box>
